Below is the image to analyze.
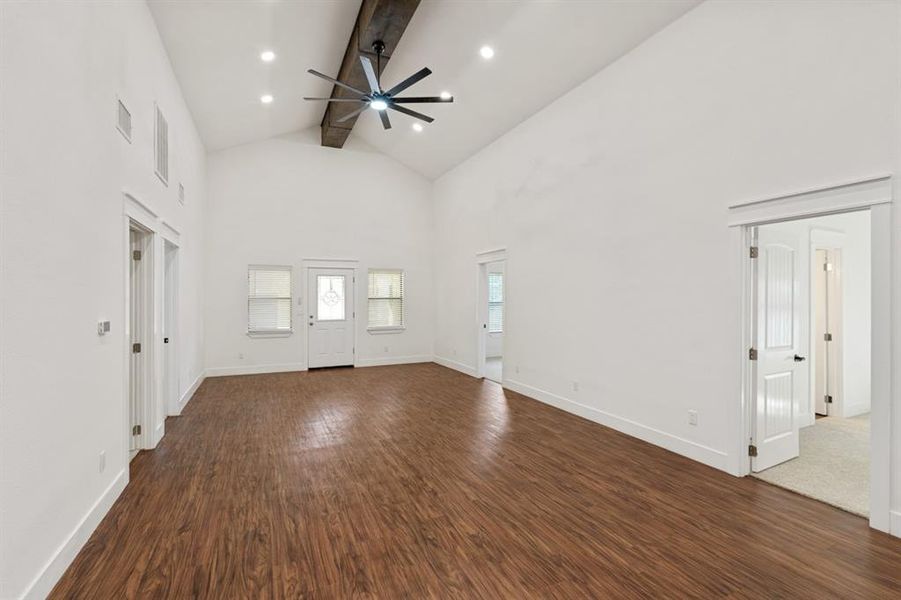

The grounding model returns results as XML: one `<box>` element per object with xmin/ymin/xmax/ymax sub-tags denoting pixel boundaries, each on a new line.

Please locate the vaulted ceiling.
<box><xmin>148</xmin><ymin>0</ymin><xmax>701</xmax><ymax>179</ymax></box>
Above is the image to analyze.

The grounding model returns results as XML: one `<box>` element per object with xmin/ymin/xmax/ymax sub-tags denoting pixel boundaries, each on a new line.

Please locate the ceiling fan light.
<box><xmin>370</xmin><ymin>99</ymin><xmax>388</xmax><ymax>111</ymax></box>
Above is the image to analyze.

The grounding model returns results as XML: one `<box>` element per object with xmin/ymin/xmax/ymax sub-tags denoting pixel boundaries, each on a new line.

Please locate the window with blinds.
<box><xmin>368</xmin><ymin>270</ymin><xmax>404</xmax><ymax>329</ymax></box>
<box><xmin>248</xmin><ymin>266</ymin><xmax>292</xmax><ymax>333</ymax></box>
<box><xmin>488</xmin><ymin>272</ymin><xmax>504</xmax><ymax>333</ymax></box>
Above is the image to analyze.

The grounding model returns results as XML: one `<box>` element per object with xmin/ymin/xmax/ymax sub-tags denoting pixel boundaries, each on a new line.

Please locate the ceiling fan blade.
<box><xmin>391</xmin><ymin>96</ymin><xmax>453</xmax><ymax>104</ymax></box>
<box><xmin>384</xmin><ymin>67</ymin><xmax>432</xmax><ymax>97</ymax></box>
<box><xmin>379</xmin><ymin>110</ymin><xmax>392</xmax><ymax>130</ymax></box>
<box><xmin>359</xmin><ymin>56</ymin><xmax>380</xmax><ymax>93</ymax></box>
<box><xmin>335</xmin><ymin>104</ymin><xmax>369</xmax><ymax>123</ymax></box>
<box><xmin>303</xmin><ymin>97</ymin><xmax>366</xmax><ymax>102</ymax></box>
<box><xmin>388</xmin><ymin>103</ymin><xmax>434</xmax><ymax>123</ymax></box>
<box><xmin>307</xmin><ymin>69</ymin><xmax>367</xmax><ymax>96</ymax></box>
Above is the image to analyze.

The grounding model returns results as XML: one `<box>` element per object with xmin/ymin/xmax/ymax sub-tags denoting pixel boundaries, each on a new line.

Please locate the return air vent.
<box><xmin>154</xmin><ymin>104</ymin><xmax>169</xmax><ymax>185</ymax></box>
<box><xmin>116</xmin><ymin>98</ymin><xmax>132</xmax><ymax>142</ymax></box>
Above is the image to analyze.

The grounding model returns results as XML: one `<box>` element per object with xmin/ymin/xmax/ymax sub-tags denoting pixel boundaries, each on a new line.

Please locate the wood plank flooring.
<box><xmin>51</xmin><ymin>363</ymin><xmax>901</xmax><ymax>598</ymax></box>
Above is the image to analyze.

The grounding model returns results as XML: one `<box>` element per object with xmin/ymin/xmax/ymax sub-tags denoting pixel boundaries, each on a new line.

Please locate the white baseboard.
<box><xmin>21</xmin><ymin>469</ymin><xmax>128</xmax><ymax>600</ymax></box>
<box><xmin>178</xmin><ymin>371</ymin><xmax>205</xmax><ymax>411</ymax></box>
<box><xmin>432</xmin><ymin>355</ymin><xmax>478</xmax><ymax>378</ymax></box>
<box><xmin>205</xmin><ymin>363</ymin><xmax>306</xmax><ymax>377</ymax></box>
<box><xmin>356</xmin><ymin>355</ymin><xmax>432</xmax><ymax>368</ymax></box>
<box><xmin>890</xmin><ymin>510</ymin><xmax>901</xmax><ymax>538</ymax></box>
<box><xmin>503</xmin><ymin>378</ymin><xmax>730</xmax><ymax>473</ymax></box>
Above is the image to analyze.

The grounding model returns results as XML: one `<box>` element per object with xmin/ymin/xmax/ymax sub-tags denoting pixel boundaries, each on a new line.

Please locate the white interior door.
<box><xmin>753</xmin><ymin>228</ymin><xmax>807</xmax><ymax>472</ymax></box>
<box><xmin>308</xmin><ymin>268</ymin><xmax>355</xmax><ymax>368</ymax></box>
<box><xmin>163</xmin><ymin>242</ymin><xmax>178</xmax><ymax>415</ymax></box>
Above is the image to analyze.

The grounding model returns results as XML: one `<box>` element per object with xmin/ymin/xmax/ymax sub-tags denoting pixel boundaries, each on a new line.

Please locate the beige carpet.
<box><xmin>754</xmin><ymin>414</ymin><xmax>869</xmax><ymax>517</ymax></box>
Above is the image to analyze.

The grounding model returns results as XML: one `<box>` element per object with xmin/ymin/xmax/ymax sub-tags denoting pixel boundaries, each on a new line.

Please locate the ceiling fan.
<box><xmin>304</xmin><ymin>40</ymin><xmax>453</xmax><ymax>130</ymax></box>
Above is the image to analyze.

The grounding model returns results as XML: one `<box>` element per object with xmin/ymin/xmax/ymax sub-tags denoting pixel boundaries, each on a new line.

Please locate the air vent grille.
<box><xmin>154</xmin><ymin>104</ymin><xmax>169</xmax><ymax>185</ymax></box>
<box><xmin>117</xmin><ymin>99</ymin><xmax>132</xmax><ymax>142</ymax></box>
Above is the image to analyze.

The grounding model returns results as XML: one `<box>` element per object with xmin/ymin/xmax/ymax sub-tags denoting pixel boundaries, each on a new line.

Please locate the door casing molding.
<box><xmin>729</xmin><ymin>175</ymin><xmax>892</xmax><ymax>533</ymax></box>
<box><xmin>475</xmin><ymin>248</ymin><xmax>506</xmax><ymax>380</ymax></box>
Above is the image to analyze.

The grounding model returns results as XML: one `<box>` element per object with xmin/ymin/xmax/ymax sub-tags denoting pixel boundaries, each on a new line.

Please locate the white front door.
<box><xmin>308</xmin><ymin>268</ymin><xmax>355</xmax><ymax>368</ymax></box>
<box><xmin>753</xmin><ymin>228</ymin><xmax>807</xmax><ymax>472</ymax></box>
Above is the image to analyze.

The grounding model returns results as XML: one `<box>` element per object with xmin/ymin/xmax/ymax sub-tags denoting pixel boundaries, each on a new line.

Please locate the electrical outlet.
<box><xmin>515</xmin><ymin>365</ymin><xmax>520</xmax><ymax>374</ymax></box>
<box><xmin>688</xmin><ymin>410</ymin><xmax>698</xmax><ymax>426</ymax></box>
<box><xmin>238</xmin><ymin>353</ymin><xmax>244</xmax><ymax>360</ymax></box>
<box><xmin>383</xmin><ymin>346</ymin><xmax>389</xmax><ymax>353</ymax></box>
<box><xmin>572</xmin><ymin>381</ymin><xmax>579</xmax><ymax>392</ymax></box>
<box><xmin>99</xmin><ymin>450</ymin><xmax>106</xmax><ymax>473</ymax></box>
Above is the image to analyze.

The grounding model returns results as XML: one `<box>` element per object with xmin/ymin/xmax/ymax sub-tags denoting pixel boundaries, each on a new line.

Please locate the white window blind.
<box><xmin>248</xmin><ymin>266</ymin><xmax>292</xmax><ymax>333</ymax></box>
<box><xmin>488</xmin><ymin>272</ymin><xmax>504</xmax><ymax>333</ymax></box>
<box><xmin>368</xmin><ymin>270</ymin><xmax>404</xmax><ymax>329</ymax></box>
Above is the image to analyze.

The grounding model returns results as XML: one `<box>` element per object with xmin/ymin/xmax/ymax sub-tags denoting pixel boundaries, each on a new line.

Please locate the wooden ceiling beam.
<box><xmin>320</xmin><ymin>0</ymin><xmax>421</xmax><ymax>148</ymax></box>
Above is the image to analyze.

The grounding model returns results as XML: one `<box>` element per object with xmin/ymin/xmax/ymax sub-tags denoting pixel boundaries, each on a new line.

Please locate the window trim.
<box><xmin>247</xmin><ymin>264</ymin><xmax>293</xmax><ymax>336</ymax></box>
<box><xmin>367</xmin><ymin>268</ymin><xmax>405</xmax><ymax>332</ymax></box>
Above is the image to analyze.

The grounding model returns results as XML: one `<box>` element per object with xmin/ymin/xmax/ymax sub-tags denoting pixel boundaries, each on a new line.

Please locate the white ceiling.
<box><xmin>149</xmin><ymin>0</ymin><xmax>700</xmax><ymax>179</ymax></box>
<box><xmin>147</xmin><ymin>0</ymin><xmax>362</xmax><ymax>152</ymax></box>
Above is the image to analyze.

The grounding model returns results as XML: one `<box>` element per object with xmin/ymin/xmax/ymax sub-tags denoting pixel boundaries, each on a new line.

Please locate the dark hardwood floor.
<box><xmin>51</xmin><ymin>363</ymin><xmax>901</xmax><ymax>598</ymax></box>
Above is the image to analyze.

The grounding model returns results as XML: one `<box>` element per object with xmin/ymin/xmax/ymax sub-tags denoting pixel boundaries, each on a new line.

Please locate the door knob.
<box><xmin>794</xmin><ymin>354</ymin><xmax>806</xmax><ymax>362</ymax></box>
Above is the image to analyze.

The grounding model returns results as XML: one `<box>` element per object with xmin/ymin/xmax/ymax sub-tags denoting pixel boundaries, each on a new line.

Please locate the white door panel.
<box><xmin>753</xmin><ymin>229</ymin><xmax>807</xmax><ymax>472</ymax></box>
<box><xmin>308</xmin><ymin>268</ymin><xmax>355</xmax><ymax>368</ymax></box>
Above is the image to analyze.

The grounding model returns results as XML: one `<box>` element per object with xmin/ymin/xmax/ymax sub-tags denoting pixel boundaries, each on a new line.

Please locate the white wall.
<box><xmin>204</xmin><ymin>130</ymin><xmax>433</xmax><ymax>375</ymax></box>
<box><xmin>0</xmin><ymin>2</ymin><xmax>206</xmax><ymax>598</ymax></box>
<box><xmin>767</xmin><ymin>211</ymin><xmax>872</xmax><ymax>422</ymax></box>
<box><xmin>431</xmin><ymin>0</ymin><xmax>897</xmax><ymax>474</ymax></box>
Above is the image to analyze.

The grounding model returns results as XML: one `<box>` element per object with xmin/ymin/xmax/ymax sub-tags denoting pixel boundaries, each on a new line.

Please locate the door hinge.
<box><xmin>824</xmin><ymin>332</ymin><xmax>833</xmax><ymax>342</ymax></box>
<box><xmin>133</xmin><ymin>250</ymin><xmax>142</xmax><ymax>261</ymax></box>
<box><xmin>748</xmin><ymin>444</ymin><xmax>758</xmax><ymax>457</ymax></box>
<box><xmin>825</xmin><ymin>395</ymin><xmax>833</xmax><ymax>404</ymax></box>
<box><xmin>132</xmin><ymin>424</ymin><xmax>142</xmax><ymax>436</ymax></box>
<box><xmin>748</xmin><ymin>348</ymin><xmax>758</xmax><ymax>361</ymax></box>
<box><xmin>749</xmin><ymin>246</ymin><xmax>759</xmax><ymax>259</ymax></box>
<box><xmin>132</xmin><ymin>342</ymin><xmax>141</xmax><ymax>353</ymax></box>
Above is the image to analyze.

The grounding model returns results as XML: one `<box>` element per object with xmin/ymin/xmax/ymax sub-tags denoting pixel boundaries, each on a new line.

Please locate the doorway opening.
<box><xmin>749</xmin><ymin>210</ymin><xmax>871</xmax><ymax>517</ymax></box>
<box><xmin>307</xmin><ymin>267</ymin><xmax>355</xmax><ymax>369</ymax></box>
<box><xmin>477</xmin><ymin>251</ymin><xmax>506</xmax><ymax>384</ymax></box>
<box><xmin>128</xmin><ymin>223</ymin><xmax>153</xmax><ymax>462</ymax></box>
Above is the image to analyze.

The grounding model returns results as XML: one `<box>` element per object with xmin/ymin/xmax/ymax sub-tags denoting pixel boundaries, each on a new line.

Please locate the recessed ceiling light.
<box><xmin>260</xmin><ymin>94</ymin><xmax>273</xmax><ymax>104</ymax></box>
<box><xmin>479</xmin><ymin>45</ymin><xmax>495</xmax><ymax>59</ymax></box>
<box><xmin>440</xmin><ymin>91</ymin><xmax>452</xmax><ymax>100</ymax></box>
<box><xmin>412</xmin><ymin>123</ymin><xmax>423</xmax><ymax>132</ymax></box>
<box><xmin>370</xmin><ymin>99</ymin><xmax>388</xmax><ymax>111</ymax></box>
<box><xmin>260</xmin><ymin>50</ymin><xmax>276</xmax><ymax>62</ymax></box>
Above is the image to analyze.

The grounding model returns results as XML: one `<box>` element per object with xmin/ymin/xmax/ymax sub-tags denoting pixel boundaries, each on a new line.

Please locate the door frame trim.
<box><xmin>302</xmin><ymin>259</ymin><xmax>359</xmax><ymax>370</ymax></box>
<box><xmin>122</xmin><ymin>192</ymin><xmax>178</xmax><ymax>463</ymax></box>
<box><xmin>730</xmin><ymin>174</ymin><xmax>892</xmax><ymax>533</ymax></box>
<box><xmin>475</xmin><ymin>249</ymin><xmax>507</xmax><ymax>380</ymax></box>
